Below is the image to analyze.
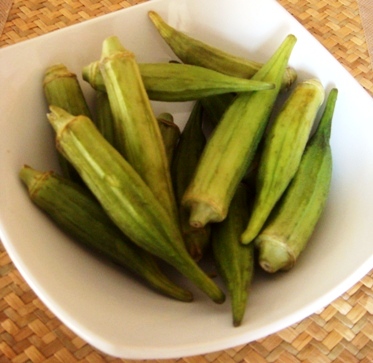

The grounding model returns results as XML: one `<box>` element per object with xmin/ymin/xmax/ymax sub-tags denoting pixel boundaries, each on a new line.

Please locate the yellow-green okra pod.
<box><xmin>148</xmin><ymin>11</ymin><xmax>297</xmax><ymax>91</ymax></box>
<box><xmin>201</xmin><ymin>93</ymin><xmax>261</xmax><ymax>187</ymax></box>
<box><xmin>211</xmin><ymin>184</ymin><xmax>255</xmax><ymax>327</ymax></box>
<box><xmin>182</xmin><ymin>34</ymin><xmax>297</xmax><ymax>228</ymax></box>
<box><xmin>98</xmin><ymin>36</ymin><xmax>178</xmax><ymax>223</ymax></box>
<box><xmin>171</xmin><ymin>102</ymin><xmax>211</xmax><ymax>261</ymax></box>
<box><xmin>241</xmin><ymin>79</ymin><xmax>325</xmax><ymax>244</ymax></box>
<box><xmin>47</xmin><ymin>106</ymin><xmax>225</xmax><ymax>304</ymax></box>
<box><xmin>19</xmin><ymin>165</ymin><xmax>193</xmax><ymax>302</ymax></box>
<box><xmin>82</xmin><ymin>61</ymin><xmax>274</xmax><ymax>102</ymax></box>
<box><xmin>43</xmin><ymin>64</ymin><xmax>93</xmax><ymax>119</ymax></box>
<box><xmin>254</xmin><ymin>88</ymin><xmax>338</xmax><ymax>273</ymax></box>
<box><xmin>43</xmin><ymin>64</ymin><xmax>93</xmax><ymax>182</ymax></box>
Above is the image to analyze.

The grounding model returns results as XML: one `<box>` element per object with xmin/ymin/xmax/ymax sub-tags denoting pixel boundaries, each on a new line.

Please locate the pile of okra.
<box><xmin>20</xmin><ymin>10</ymin><xmax>338</xmax><ymax>326</ymax></box>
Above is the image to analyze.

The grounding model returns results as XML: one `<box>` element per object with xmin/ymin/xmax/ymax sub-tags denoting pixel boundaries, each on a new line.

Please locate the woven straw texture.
<box><xmin>1</xmin><ymin>0</ymin><xmax>373</xmax><ymax>362</ymax></box>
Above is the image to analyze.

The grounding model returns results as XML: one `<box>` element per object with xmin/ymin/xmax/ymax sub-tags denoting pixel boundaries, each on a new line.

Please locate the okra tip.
<box><xmin>233</xmin><ymin>309</ymin><xmax>245</xmax><ymax>327</ymax></box>
<box><xmin>148</xmin><ymin>10</ymin><xmax>174</xmax><ymax>39</ymax></box>
<box><xmin>148</xmin><ymin>10</ymin><xmax>161</xmax><ymax>23</ymax></box>
<box><xmin>240</xmin><ymin>227</ymin><xmax>258</xmax><ymax>245</ymax></box>
<box><xmin>318</xmin><ymin>87</ymin><xmax>338</xmax><ymax>140</ymax></box>
<box><xmin>256</xmin><ymin>236</ymin><xmax>294</xmax><ymax>273</ymax></box>
<box><xmin>155</xmin><ymin>279</ymin><xmax>194</xmax><ymax>302</ymax></box>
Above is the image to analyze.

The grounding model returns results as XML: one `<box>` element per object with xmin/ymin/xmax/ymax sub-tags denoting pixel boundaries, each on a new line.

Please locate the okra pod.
<box><xmin>171</xmin><ymin>102</ymin><xmax>211</xmax><ymax>261</ymax></box>
<box><xmin>157</xmin><ymin>112</ymin><xmax>180</xmax><ymax>164</ymax></box>
<box><xmin>148</xmin><ymin>10</ymin><xmax>297</xmax><ymax>91</ymax></box>
<box><xmin>82</xmin><ymin>61</ymin><xmax>274</xmax><ymax>102</ymax></box>
<box><xmin>99</xmin><ymin>36</ymin><xmax>178</xmax><ymax>223</ymax></box>
<box><xmin>201</xmin><ymin>93</ymin><xmax>261</xmax><ymax>186</ymax></box>
<box><xmin>212</xmin><ymin>184</ymin><xmax>255</xmax><ymax>326</ymax></box>
<box><xmin>94</xmin><ymin>90</ymin><xmax>116</xmax><ymax>147</ymax></box>
<box><xmin>241</xmin><ymin>79</ymin><xmax>325</xmax><ymax>244</ymax></box>
<box><xmin>43</xmin><ymin>64</ymin><xmax>93</xmax><ymax>118</ymax></box>
<box><xmin>43</xmin><ymin>63</ymin><xmax>92</xmax><ymax>182</ymax></box>
<box><xmin>19</xmin><ymin>165</ymin><xmax>193</xmax><ymax>302</ymax></box>
<box><xmin>47</xmin><ymin>106</ymin><xmax>225</xmax><ymax>303</ymax></box>
<box><xmin>182</xmin><ymin>35</ymin><xmax>297</xmax><ymax>228</ymax></box>
<box><xmin>200</xmin><ymin>93</ymin><xmax>235</xmax><ymax>128</ymax></box>
<box><xmin>255</xmin><ymin>88</ymin><xmax>337</xmax><ymax>273</ymax></box>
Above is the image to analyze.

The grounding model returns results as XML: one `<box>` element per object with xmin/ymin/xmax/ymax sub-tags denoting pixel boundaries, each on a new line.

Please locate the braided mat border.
<box><xmin>1</xmin><ymin>0</ymin><xmax>373</xmax><ymax>362</ymax></box>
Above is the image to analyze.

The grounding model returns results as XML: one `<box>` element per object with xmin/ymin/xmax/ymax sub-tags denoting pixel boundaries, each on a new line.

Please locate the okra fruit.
<box><xmin>157</xmin><ymin>112</ymin><xmax>180</xmax><ymax>164</ymax></box>
<box><xmin>171</xmin><ymin>102</ymin><xmax>211</xmax><ymax>261</ymax></box>
<box><xmin>43</xmin><ymin>64</ymin><xmax>93</xmax><ymax>118</ymax></box>
<box><xmin>47</xmin><ymin>106</ymin><xmax>225</xmax><ymax>303</ymax></box>
<box><xmin>182</xmin><ymin>34</ymin><xmax>297</xmax><ymax>228</ymax></box>
<box><xmin>82</xmin><ymin>61</ymin><xmax>274</xmax><ymax>102</ymax></box>
<box><xmin>241</xmin><ymin>79</ymin><xmax>325</xmax><ymax>244</ymax></box>
<box><xmin>200</xmin><ymin>93</ymin><xmax>235</xmax><ymax>128</ymax></box>
<box><xmin>43</xmin><ymin>64</ymin><xmax>92</xmax><ymax>183</ymax></box>
<box><xmin>19</xmin><ymin>165</ymin><xmax>193</xmax><ymax>302</ymax></box>
<box><xmin>95</xmin><ymin>90</ymin><xmax>116</xmax><ymax>147</ymax></box>
<box><xmin>148</xmin><ymin>11</ymin><xmax>297</xmax><ymax>91</ymax></box>
<box><xmin>201</xmin><ymin>93</ymin><xmax>261</xmax><ymax>186</ymax></box>
<box><xmin>254</xmin><ymin>88</ymin><xmax>338</xmax><ymax>273</ymax></box>
<box><xmin>211</xmin><ymin>184</ymin><xmax>255</xmax><ymax>326</ymax></box>
<box><xmin>99</xmin><ymin>36</ymin><xmax>178</xmax><ymax>223</ymax></box>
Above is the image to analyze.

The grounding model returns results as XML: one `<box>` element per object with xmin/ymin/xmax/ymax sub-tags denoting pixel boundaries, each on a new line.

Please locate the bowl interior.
<box><xmin>1</xmin><ymin>0</ymin><xmax>373</xmax><ymax>359</ymax></box>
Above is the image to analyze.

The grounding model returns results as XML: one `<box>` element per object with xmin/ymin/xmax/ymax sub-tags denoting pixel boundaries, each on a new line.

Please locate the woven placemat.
<box><xmin>1</xmin><ymin>0</ymin><xmax>373</xmax><ymax>362</ymax></box>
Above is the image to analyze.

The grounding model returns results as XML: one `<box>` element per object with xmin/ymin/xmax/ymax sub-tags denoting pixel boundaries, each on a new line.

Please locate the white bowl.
<box><xmin>1</xmin><ymin>0</ymin><xmax>373</xmax><ymax>359</ymax></box>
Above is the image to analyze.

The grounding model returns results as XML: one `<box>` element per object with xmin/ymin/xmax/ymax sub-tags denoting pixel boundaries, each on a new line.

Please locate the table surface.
<box><xmin>1</xmin><ymin>0</ymin><xmax>373</xmax><ymax>362</ymax></box>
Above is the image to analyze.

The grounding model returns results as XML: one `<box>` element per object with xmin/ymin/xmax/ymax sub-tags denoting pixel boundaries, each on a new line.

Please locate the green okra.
<box><xmin>157</xmin><ymin>112</ymin><xmax>180</xmax><ymax>164</ymax></box>
<box><xmin>201</xmin><ymin>93</ymin><xmax>261</xmax><ymax>186</ymax></box>
<box><xmin>94</xmin><ymin>90</ymin><xmax>116</xmax><ymax>147</ymax></box>
<box><xmin>43</xmin><ymin>64</ymin><xmax>93</xmax><ymax>118</ymax></box>
<box><xmin>200</xmin><ymin>93</ymin><xmax>235</xmax><ymax>128</ymax></box>
<box><xmin>19</xmin><ymin>165</ymin><xmax>193</xmax><ymax>302</ymax></box>
<box><xmin>254</xmin><ymin>88</ymin><xmax>338</xmax><ymax>273</ymax></box>
<box><xmin>211</xmin><ymin>184</ymin><xmax>255</xmax><ymax>327</ymax></box>
<box><xmin>148</xmin><ymin>10</ymin><xmax>297</xmax><ymax>91</ymax></box>
<box><xmin>241</xmin><ymin>78</ymin><xmax>325</xmax><ymax>244</ymax></box>
<box><xmin>82</xmin><ymin>61</ymin><xmax>274</xmax><ymax>102</ymax></box>
<box><xmin>182</xmin><ymin>34</ymin><xmax>297</xmax><ymax>228</ymax></box>
<box><xmin>98</xmin><ymin>36</ymin><xmax>178</xmax><ymax>223</ymax></box>
<box><xmin>171</xmin><ymin>102</ymin><xmax>211</xmax><ymax>261</ymax></box>
<box><xmin>43</xmin><ymin>63</ymin><xmax>92</xmax><ymax>183</ymax></box>
<box><xmin>47</xmin><ymin>106</ymin><xmax>225</xmax><ymax>304</ymax></box>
